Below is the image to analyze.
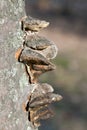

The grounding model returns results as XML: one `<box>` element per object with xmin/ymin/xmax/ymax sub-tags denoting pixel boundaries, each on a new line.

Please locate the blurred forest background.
<box><xmin>24</xmin><ymin>0</ymin><xmax>87</xmax><ymax>130</ymax></box>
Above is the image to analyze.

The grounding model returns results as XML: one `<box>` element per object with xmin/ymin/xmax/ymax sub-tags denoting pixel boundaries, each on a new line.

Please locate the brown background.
<box><xmin>25</xmin><ymin>0</ymin><xmax>87</xmax><ymax>130</ymax></box>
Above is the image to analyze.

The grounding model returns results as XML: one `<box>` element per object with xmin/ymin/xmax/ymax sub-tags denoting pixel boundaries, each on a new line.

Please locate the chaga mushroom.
<box><xmin>15</xmin><ymin>47</ymin><xmax>55</xmax><ymax>83</ymax></box>
<box><xmin>22</xmin><ymin>83</ymin><xmax>62</xmax><ymax>127</ymax></box>
<box><xmin>21</xmin><ymin>16</ymin><xmax>49</xmax><ymax>33</ymax></box>
<box><xmin>23</xmin><ymin>35</ymin><xmax>58</xmax><ymax>60</ymax></box>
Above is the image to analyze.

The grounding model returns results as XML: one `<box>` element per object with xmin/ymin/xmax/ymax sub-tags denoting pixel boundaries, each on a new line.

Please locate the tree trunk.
<box><xmin>0</xmin><ymin>0</ymin><xmax>38</xmax><ymax>130</ymax></box>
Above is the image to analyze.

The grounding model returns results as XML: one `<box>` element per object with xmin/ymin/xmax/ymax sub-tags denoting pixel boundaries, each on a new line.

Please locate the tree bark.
<box><xmin>0</xmin><ymin>0</ymin><xmax>38</xmax><ymax>130</ymax></box>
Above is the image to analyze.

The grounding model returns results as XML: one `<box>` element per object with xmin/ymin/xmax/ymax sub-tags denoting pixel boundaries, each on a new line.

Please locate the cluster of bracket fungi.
<box><xmin>15</xmin><ymin>16</ymin><xmax>62</xmax><ymax>128</ymax></box>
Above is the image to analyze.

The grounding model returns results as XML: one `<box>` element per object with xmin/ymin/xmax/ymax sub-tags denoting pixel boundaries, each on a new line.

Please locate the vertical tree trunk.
<box><xmin>0</xmin><ymin>0</ymin><xmax>38</xmax><ymax>130</ymax></box>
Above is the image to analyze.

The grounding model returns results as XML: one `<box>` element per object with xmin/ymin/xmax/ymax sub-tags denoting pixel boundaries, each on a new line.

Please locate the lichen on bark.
<box><xmin>0</xmin><ymin>0</ymin><xmax>38</xmax><ymax>130</ymax></box>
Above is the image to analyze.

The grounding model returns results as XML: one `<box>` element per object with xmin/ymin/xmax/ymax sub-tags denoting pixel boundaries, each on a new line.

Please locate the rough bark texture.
<box><xmin>0</xmin><ymin>0</ymin><xmax>38</xmax><ymax>130</ymax></box>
